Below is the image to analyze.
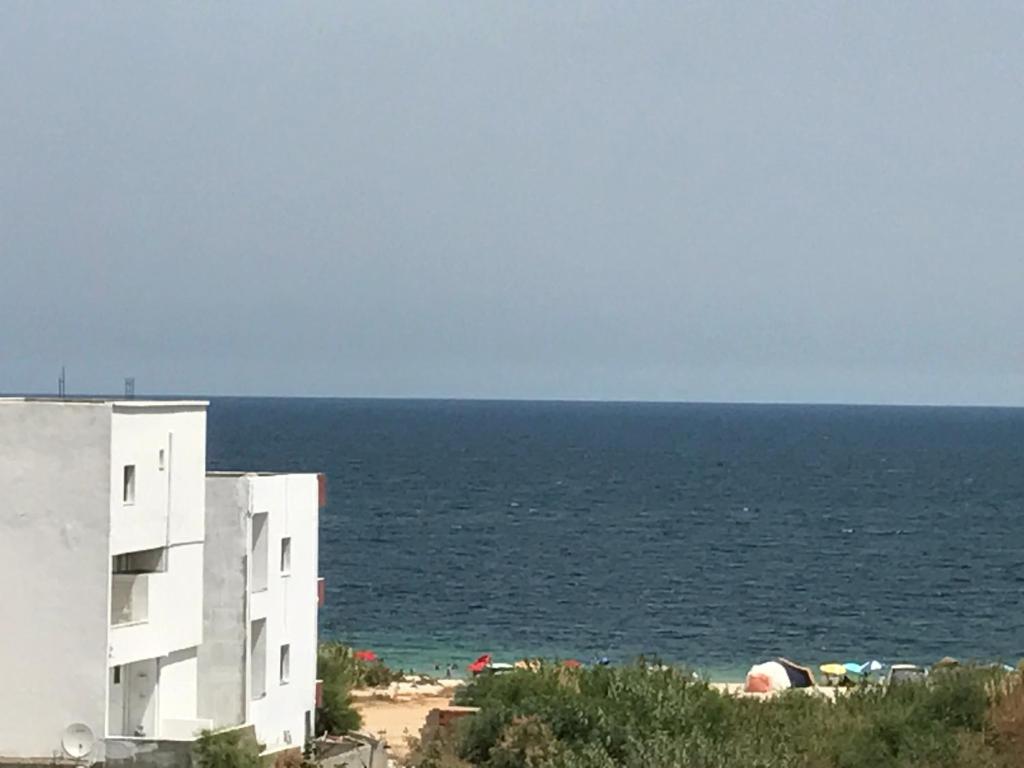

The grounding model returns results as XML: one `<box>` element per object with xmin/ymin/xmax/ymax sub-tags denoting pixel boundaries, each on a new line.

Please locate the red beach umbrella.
<box><xmin>468</xmin><ymin>654</ymin><xmax>492</xmax><ymax>674</ymax></box>
<box><xmin>354</xmin><ymin>650</ymin><xmax>378</xmax><ymax>662</ymax></box>
<box><xmin>563</xmin><ymin>659</ymin><xmax>582</xmax><ymax>669</ymax></box>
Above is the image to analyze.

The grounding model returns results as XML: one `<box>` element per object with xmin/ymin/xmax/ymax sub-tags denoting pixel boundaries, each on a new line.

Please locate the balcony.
<box><xmin>111</xmin><ymin>573</ymin><xmax>149</xmax><ymax>626</ymax></box>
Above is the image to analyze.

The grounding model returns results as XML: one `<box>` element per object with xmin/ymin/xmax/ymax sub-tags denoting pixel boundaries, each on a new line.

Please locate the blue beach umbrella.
<box><xmin>844</xmin><ymin>662</ymin><xmax>864</xmax><ymax>677</ymax></box>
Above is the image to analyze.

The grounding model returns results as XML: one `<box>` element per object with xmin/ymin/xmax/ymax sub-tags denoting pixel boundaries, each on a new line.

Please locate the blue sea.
<box><xmin>206</xmin><ymin>398</ymin><xmax>1024</xmax><ymax>679</ymax></box>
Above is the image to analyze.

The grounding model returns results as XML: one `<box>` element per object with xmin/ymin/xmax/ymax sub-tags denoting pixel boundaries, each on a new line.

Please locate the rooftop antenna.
<box><xmin>124</xmin><ymin>377</ymin><xmax>135</xmax><ymax>399</ymax></box>
<box><xmin>58</xmin><ymin>366</ymin><xmax>66</xmax><ymax>399</ymax></box>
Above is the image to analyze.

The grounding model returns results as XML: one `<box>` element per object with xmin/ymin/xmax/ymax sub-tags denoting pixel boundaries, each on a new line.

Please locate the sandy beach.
<box><xmin>709</xmin><ymin>681</ymin><xmax>841</xmax><ymax>700</ymax></box>
<box><xmin>352</xmin><ymin>679</ymin><xmax>463</xmax><ymax>758</ymax></box>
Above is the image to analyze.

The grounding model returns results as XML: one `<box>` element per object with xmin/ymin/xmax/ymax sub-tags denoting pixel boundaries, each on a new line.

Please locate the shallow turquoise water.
<box><xmin>207</xmin><ymin>399</ymin><xmax>1024</xmax><ymax>676</ymax></box>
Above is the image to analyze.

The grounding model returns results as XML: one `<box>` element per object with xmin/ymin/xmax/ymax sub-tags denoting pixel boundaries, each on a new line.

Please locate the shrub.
<box><xmin>987</xmin><ymin>673</ymin><xmax>1024</xmax><ymax>762</ymax></box>
<box><xmin>316</xmin><ymin>642</ymin><xmax>363</xmax><ymax>734</ymax></box>
<box><xmin>316</xmin><ymin>641</ymin><xmax>407</xmax><ymax>735</ymax></box>
<box><xmin>489</xmin><ymin>717</ymin><xmax>562</xmax><ymax>768</ymax></box>
<box><xmin>406</xmin><ymin>727</ymin><xmax>473</xmax><ymax>768</ymax></box>
<box><xmin>193</xmin><ymin>729</ymin><xmax>261</xmax><ymax>768</ymax></box>
<box><xmin>359</xmin><ymin>658</ymin><xmax>405</xmax><ymax>688</ymax></box>
<box><xmin>440</xmin><ymin>663</ymin><xmax>1019</xmax><ymax>768</ymax></box>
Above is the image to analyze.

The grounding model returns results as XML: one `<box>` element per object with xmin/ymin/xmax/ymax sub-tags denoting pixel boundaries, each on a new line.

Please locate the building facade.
<box><xmin>200</xmin><ymin>472</ymin><xmax>322</xmax><ymax>753</ymax></box>
<box><xmin>0</xmin><ymin>398</ymin><xmax>321</xmax><ymax>764</ymax></box>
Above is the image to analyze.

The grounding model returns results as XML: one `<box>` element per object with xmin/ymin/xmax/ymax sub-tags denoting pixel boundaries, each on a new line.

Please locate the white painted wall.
<box><xmin>249</xmin><ymin>474</ymin><xmax>320</xmax><ymax>751</ymax></box>
<box><xmin>109</xmin><ymin>541</ymin><xmax>205</xmax><ymax>666</ymax></box>
<box><xmin>108</xmin><ymin>405</ymin><xmax>206</xmax><ymax>674</ymax></box>
<box><xmin>156</xmin><ymin>647</ymin><xmax>211</xmax><ymax>739</ymax></box>
<box><xmin>204</xmin><ymin>473</ymin><xmax>320</xmax><ymax>752</ymax></box>
<box><xmin>109</xmin><ymin>405</ymin><xmax>206</xmax><ymax>555</ymax></box>
<box><xmin>0</xmin><ymin>400</ymin><xmax>112</xmax><ymax>759</ymax></box>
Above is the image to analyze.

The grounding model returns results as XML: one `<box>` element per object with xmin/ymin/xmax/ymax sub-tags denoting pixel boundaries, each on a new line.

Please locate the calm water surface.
<box><xmin>206</xmin><ymin>398</ymin><xmax>1024</xmax><ymax>676</ymax></box>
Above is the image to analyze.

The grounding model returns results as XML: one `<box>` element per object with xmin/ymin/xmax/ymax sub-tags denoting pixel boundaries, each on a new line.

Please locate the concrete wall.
<box><xmin>197</xmin><ymin>476</ymin><xmax>249</xmax><ymax>730</ymax></box>
<box><xmin>103</xmin><ymin>737</ymin><xmax>196</xmax><ymax>768</ymax></box>
<box><xmin>319</xmin><ymin>736</ymin><xmax>389</xmax><ymax>768</ymax></box>
<box><xmin>0</xmin><ymin>401</ymin><xmax>112</xmax><ymax>759</ymax></box>
<box><xmin>103</xmin><ymin>726</ymin><xmax>256</xmax><ymax>768</ymax></box>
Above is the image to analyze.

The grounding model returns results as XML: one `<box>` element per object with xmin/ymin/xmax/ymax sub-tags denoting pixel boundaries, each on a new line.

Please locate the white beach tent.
<box><xmin>744</xmin><ymin>661</ymin><xmax>792</xmax><ymax>693</ymax></box>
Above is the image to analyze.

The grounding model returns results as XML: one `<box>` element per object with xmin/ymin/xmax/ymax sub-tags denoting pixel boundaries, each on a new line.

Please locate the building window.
<box><xmin>251</xmin><ymin>619</ymin><xmax>267</xmax><ymax>699</ymax></box>
<box><xmin>113</xmin><ymin>665</ymin><xmax>121</xmax><ymax>685</ymax></box>
<box><xmin>123</xmin><ymin>465</ymin><xmax>136</xmax><ymax>504</ymax></box>
<box><xmin>280</xmin><ymin>537</ymin><xmax>291</xmax><ymax>575</ymax></box>
<box><xmin>113</xmin><ymin>547</ymin><xmax>167</xmax><ymax>574</ymax></box>
<box><xmin>251</xmin><ymin>513</ymin><xmax>269</xmax><ymax>592</ymax></box>
<box><xmin>280</xmin><ymin>644</ymin><xmax>290</xmax><ymax>684</ymax></box>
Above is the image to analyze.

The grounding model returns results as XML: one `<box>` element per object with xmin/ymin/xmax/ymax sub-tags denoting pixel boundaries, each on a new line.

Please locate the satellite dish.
<box><xmin>61</xmin><ymin>723</ymin><xmax>95</xmax><ymax>758</ymax></box>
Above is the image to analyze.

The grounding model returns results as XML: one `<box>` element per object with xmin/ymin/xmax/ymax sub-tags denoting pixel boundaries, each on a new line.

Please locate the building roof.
<box><xmin>206</xmin><ymin>471</ymin><xmax>321</xmax><ymax>478</ymax></box>
<box><xmin>0</xmin><ymin>396</ymin><xmax>209</xmax><ymax>407</ymax></box>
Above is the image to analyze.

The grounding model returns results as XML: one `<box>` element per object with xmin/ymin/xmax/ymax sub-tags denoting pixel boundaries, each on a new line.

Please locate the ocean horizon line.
<box><xmin>4</xmin><ymin>391</ymin><xmax>1023</xmax><ymax>411</ymax></box>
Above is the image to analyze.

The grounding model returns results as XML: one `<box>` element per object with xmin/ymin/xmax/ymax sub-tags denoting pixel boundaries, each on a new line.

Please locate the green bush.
<box><xmin>316</xmin><ymin>642</ymin><xmax>363</xmax><ymax>734</ymax></box>
<box><xmin>437</xmin><ymin>663</ymin><xmax>1020</xmax><ymax>768</ymax></box>
<box><xmin>193</xmin><ymin>729</ymin><xmax>261</xmax><ymax>768</ymax></box>
<box><xmin>316</xmin><ymin>641</ymin><xmax>406</xmax><ymax>735</ymax></box>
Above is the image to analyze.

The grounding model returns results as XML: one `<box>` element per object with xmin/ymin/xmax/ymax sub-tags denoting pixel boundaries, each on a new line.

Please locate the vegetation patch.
<box><xmin>407</xmin><ymin>663</ymin><xmax>1024</xmax><ymax>768</ymax></box>
<box><xmin>316</xmin><ymin>641</ymin><xmax>405</xmax><ymax>735</ymax></box>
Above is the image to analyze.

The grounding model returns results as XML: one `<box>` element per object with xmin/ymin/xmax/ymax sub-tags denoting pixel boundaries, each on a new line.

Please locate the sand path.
<box><xmin>353</xmin><ymin>688</ymin><xmax>459</xmax><ymax>759</ymax></box>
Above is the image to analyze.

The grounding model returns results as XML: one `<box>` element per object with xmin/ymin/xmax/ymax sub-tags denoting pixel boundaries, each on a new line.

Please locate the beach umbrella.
<box><xmin>354</xmin><ymin>650</ymin><xmax>378</xmax><ymax>662</ymax></box>
<box><xmin>861</xmin><ymin>660</ymin><xmax>884</xmax><ymax>674</ymax></box>
<box><xmin>843</xmin><ymin>662</ymin><xmax>863</xmax><ymax>677</ymax></box>
<box><xmin>563</xmin><ymin>659</ymin><xmax>582</xmax><ymax>669</ymax></box>
<box><xmin>468</xmin><ymin>654</ymin><xmax>492</xmax><ymax>675</ymax></box>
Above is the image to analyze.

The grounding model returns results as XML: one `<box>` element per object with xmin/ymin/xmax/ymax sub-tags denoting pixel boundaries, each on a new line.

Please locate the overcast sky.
<box><xmin>2</xmin><ymin>2</ymin><xmax>1022</xmax><ymax>404</ymax></box>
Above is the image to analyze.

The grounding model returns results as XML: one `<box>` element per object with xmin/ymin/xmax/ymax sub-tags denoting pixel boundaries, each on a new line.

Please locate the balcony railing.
<box><xmin>111</xmin><ymin>573</ymin><xmax>149</xmax><ymax>625</ymax></box>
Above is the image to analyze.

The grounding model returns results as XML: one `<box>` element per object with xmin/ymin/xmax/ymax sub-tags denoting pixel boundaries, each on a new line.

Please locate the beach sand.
<box><xmin>352</xmin><ymin>679</ymin><xmax>463</xmax><ymax>759</ymax></box>
<box><xmin>710</xmin><ymin>682</ymin><xmax>841</xmax><ymax>700</ymax></box>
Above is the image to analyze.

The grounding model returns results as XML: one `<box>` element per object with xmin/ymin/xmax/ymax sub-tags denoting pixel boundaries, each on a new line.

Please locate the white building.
<box><xmin>200</xmin><ymin>472</ymin><xmax>322</xmax><ymax>753</ymax></box>
<box><xmin>0</xmin><ymin>398</ymin><xmax>322</xmax><ymax>764</ymax></box>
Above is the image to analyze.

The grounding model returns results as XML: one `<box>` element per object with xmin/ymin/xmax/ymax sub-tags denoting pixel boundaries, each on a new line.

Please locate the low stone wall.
<box><xmin>103</xmin><ymin>737</ymin><xmax>195</xmax><ymax>768</ymax></box>
<box><xmin>103</xmin><ymin>724</ymin><xmax>258</xmax><ymax>768</ymax></box>
<box><xmin>317</xmin><ymin>734</ymin><xmax>388</xmax><ymax>768</ymax></box>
